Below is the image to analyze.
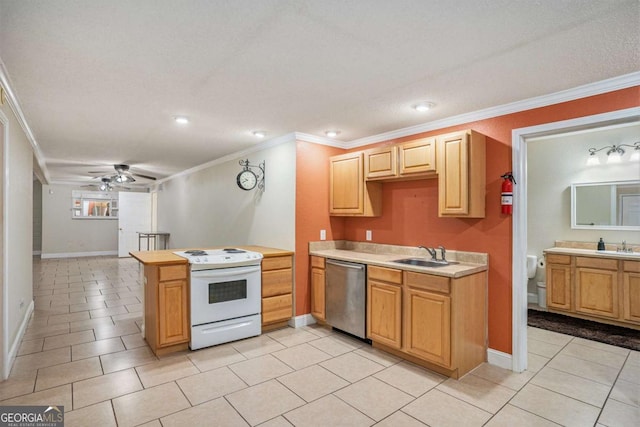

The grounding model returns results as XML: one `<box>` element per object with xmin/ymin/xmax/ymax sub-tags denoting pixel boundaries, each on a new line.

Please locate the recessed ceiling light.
<box><xmin>252</xmin><ymin>130</ymin><xmax>267</xmax><ymax>138</ymax></box>
<box><xmin>413</xmin><ymin>102</ymin><xmax>435</xmax><ymax>112</ymax></box>
<box><xmin>325</xmin><ymin>130</ymin><xmax>340</xmax><ymax>138</ymax></box>
<box><xmin>174</xmin><ymin>116</ymin><xmax>189</xmax><ymax>124</ymax></box>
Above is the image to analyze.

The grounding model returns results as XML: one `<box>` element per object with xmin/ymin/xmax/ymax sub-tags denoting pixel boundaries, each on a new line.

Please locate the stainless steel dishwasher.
<box><xmin>325</xmin><ymin>258</ymin><xmax>367</xmax><ymax>339</ymax></box>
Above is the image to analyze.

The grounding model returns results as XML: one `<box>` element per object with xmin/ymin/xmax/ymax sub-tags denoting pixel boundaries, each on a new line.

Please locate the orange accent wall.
<box><xmin>295</xmin><ymin>86</ymin><xmax>639</xmax><ymax>353</ymax></box>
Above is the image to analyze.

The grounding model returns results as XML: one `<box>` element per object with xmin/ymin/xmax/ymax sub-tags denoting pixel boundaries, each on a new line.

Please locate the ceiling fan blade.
<box><xmin>132</xmin><ymin>173</ymin><xmax>157</xmax><ymax>181</ymax></box>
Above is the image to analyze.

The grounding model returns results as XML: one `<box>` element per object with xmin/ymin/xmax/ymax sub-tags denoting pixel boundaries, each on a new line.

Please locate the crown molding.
<box><xmin>294</xmin><ymin>132</ymin><xmax>348</xmax><ymax>148</ymax></box>
<box><xmin>346</xmin><ymin>72</ymin><xmax>640</xmax><ymax>149</ymax></box>
<box><xmin>0</xmin><ymin>57</ymin><xmax>50</xmax><ymax>183</ymax></box>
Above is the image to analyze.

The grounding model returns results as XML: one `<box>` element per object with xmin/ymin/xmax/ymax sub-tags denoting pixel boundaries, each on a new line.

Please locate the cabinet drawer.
<box><xmin>262</xmin><ymin>294</ymin><xmax>292</xmax><ymax>324</ymax></box>
<box><xmin>262</xmin><ymin>269</ymin><xmax>293</xmax><ymax>297</ymax></box>
<box><xmin>159</xmin><ymin>264</ymin><xmax>187</xmax><ymax>281</ymax></box>
<box><xmin>624</xmin><ymin>261</ymin><xmax>640</xmax><ymax>273</ymax></box>
<box><xmin>546</xmin><ymin>254</ymin><xmax>571</xmax><ymax>265</ymax></box>
<box><xmin>368</xmin><ymin>265</ymin><xmax>402</xmax><ymax>284</ymax></box>
<box><xmin>576</xmin><ymin>257</ymin><xmax>618</xmax><ymax>270</ymax></box>
<box><xmin>404</xmin><ymin>271</ymin><xmax>450</xmax><ymax>294</ymax></box>
<box><xmin>262</xmin><ymin>256</ymin><xmax>293</xmax><ymax>271</ymax></box>
<box><xmin>310</xmin><ymin>256</ymin><xmax>326</xmax><ymax>269</ymax></box>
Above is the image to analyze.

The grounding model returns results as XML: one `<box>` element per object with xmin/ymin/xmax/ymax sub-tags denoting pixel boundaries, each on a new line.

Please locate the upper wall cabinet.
<box><xmin>364</xmin><ymin>146</ymin><xmax>398</xmax><ymax>180</ymax></box>
<box><xmin>330</xmin><ymin>152</ymin><xmax>382</xmax><ymax>216</ymax></box>
<box><xmin>364</xmin><ymin>137</ymin><xmax>437</xmax><ymax>181</ymax></box>
<box><xmin>437</xmin><ymin>130</ymin><xmax>486</xmax><ymax>218</ymax></box>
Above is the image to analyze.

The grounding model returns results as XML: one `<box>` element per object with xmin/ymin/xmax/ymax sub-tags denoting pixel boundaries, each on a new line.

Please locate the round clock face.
<box><xmin>237</xmin><ymin>170</ymin><xmax>257</xmax><ymax>190</ymax></box>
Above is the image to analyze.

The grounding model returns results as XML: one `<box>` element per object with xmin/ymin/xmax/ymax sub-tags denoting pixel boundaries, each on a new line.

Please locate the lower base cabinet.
<box><xmin>404</xmin><ymin>288</ymin><xmax>451</xmax><ymax>366</ymax></box>
<box><xmin>310</xmin><ymin>256</ymin><xmax>327</xmax><ymax>321</ymax></box>
<box><xmin>261</xmin><ymin>255</ymin><xmax>294</xmax><ymax>330</ymax></box>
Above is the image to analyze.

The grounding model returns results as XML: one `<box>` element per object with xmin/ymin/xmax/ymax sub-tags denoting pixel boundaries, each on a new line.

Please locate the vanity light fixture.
<box><xmin>413</xmin><ymin>102</ymin><xmax>435</xmax><ymax>112</ymax></box>
<box><xmin>587</xmin><ymin>141</ymin><xmax>640</xmax><ymax>165</ymax></box>
<box><xmin>325</xmin><ymin>130</ymin><xmax>340</xmax><ymax>138</ymax></box>
<box><xmin>174</xmin><ymin>116</ymin><xmax>189</xmax><ymax>124</ymax></box>
<box><xmin>252</xmin><ymin>130</ymin><xmax>266</xmax><ymax>138</ymax></box>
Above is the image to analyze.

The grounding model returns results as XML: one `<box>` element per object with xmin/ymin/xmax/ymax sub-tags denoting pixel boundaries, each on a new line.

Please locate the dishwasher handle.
<box><xmin>326</xmin><ymin>259</ymin><xmax>366</xmax><ymax>271</ymax></box>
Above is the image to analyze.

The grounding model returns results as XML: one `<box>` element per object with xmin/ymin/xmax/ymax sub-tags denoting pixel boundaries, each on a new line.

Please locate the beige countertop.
<box><xmin>130</xmin><ymin>245</ymin><xmax>294</xmax><ymax>265</ymax></box>
<box><xmin>543</xmin><ymin>247</ymin><xmax>640</xmax><ymax>261</ymax></box>
<box><xmin>309</xmin><ymin>248</ymin><xmax>487</xmax><ymax>278</ymax></box>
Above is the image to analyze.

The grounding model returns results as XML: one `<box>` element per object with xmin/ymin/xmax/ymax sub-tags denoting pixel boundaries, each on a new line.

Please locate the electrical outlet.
<box><xmin>320</xmin><ymin>229</ymin><xmax>326</xmax><ymax>240</ymax></box>
<box><xmin>366</xmin><ymin>230</ymin><xmax>372</xmax><ymax>241</ymax></box>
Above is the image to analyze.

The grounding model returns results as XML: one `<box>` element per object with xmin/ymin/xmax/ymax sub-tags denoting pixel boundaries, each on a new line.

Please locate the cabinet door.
<box><xmin>365</xmin><ymin>146</ymin><xmax>397</xmax><ymax>180</ymax></box>
<box><xmin>399</xmin><ymin>137</ymin><xmax>436</xmax><ymax>176</ymax></box>
<box><xmin>158</xmin><ymin>279</ymin><xmax>189</xmax><ymax>346</ymax></box>
<box><xmin>404</xmin><ymin>288</ymin><xmax>451</xmax><ymax>367</ymax></box>
<box><xmin>311</xmin><ymin>267</ymin><xmax>326</xmax><ymax>320</ymax></box>
<box><xmin>546</xmin><ymin>264</ymin><xmax>572</xmax><ymax>310</ymax></box>
<box><xmin>623</xmin><ymin>272</ymin><xmax>640</xmax><ymax>323</ymax></box>
<box><xmin>575</xmin><ymin>268</ymin><xmax>619</xmax><ymax>319</ymax></box>
<box><xmin>367</xmin><ymin>280</ymin><xmax>402</xmax><ymax>349</ymax></box>
<box><xmin>330</xmin><ymin>152</ymin><xmax>364</xmax><ymax>214</ymax></box>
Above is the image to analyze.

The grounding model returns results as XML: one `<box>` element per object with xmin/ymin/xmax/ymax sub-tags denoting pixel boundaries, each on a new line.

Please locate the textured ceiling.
<box><xmin>1</xmin><ymin>0</ymin><xmax>638</xmax><ymax>187</ymax></box>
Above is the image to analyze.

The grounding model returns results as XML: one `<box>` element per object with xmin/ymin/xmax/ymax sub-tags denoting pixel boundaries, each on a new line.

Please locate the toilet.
<box><xmin>527</xmin><ymin>255</ymin><xmax>546</xmax><ymax>307</ymax></box>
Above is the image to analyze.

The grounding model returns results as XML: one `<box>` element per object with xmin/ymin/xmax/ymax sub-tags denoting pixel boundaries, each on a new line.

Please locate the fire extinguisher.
<box><xmin>501</xmin><ymin>172</ymin><xmax>516</xmax><ymax>214</ymax></box>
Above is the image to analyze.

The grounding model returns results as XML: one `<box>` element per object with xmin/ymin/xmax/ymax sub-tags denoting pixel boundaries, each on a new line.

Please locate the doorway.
<box><xmin>511</xmin><ymin>106</ymin><xmax>640</xmax><ymax>372</ymax></box>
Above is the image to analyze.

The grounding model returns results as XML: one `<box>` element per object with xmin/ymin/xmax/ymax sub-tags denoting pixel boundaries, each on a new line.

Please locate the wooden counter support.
<box><xmin>261</xmin><ymin>254</ymin><xmax>294</xmax><ymax>332</ymax></box>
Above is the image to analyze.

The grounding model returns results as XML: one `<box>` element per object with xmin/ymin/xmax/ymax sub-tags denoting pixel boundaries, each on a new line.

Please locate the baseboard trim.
<box><xmin>41</xmin><ymin>250</ymin><xmax>118</xmax><ymax>259</ymax></box>
<box><xmin>32</xmin><ymin>250</ymin><xmax>42</xmax><ymax>256</ymax></box>
<box><xmin>289</xmin><ymin>314</ymin><xmax>316</xmax><ymax>328</ymax></box>
<box><xmin>487</xmin><ymin>348</ymin><xmax>513</xmax><ymax>370</ymax></box>
<box><xmin>4</xmin><ymin>300</ymin><xmax>34</xmax><ymax>379</ymax></box>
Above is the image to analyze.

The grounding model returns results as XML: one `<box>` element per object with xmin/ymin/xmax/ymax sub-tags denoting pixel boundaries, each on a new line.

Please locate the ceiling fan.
<box><xmin>110</xmin><ymin>164</ymin><xmax>156</xmax><ymax>183</ymax></box>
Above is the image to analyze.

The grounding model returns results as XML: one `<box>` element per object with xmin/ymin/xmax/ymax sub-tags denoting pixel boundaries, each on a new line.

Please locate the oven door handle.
<box><xmin>191</xmin><ymin>265</ymin><xmax>260</xmax><ymax>278</ymax></box>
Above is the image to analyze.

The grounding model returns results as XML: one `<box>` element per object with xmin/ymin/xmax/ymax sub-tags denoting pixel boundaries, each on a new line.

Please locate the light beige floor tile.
<box><xmin>68</xmin><ymin>317</ymin><xmax>115</xmax><ymax>333</ymax></box>
<box><xmin>335</xmin><ymin>376</ymin><xmax>413</xmax><ymax>421</ymax></box>
<box><xmin>598</xmin><ymin>397</ymin><xmax>640</xmax><ymax>426</ymax></box>
<box><xmin>18</xmin><ymin>338</ymin><xmax>44</xmax><ymax>355</ymax></box>
<box><xmin>610</xmin><ymin>378</ymin><xmax>640</xmax><ymax>407</ymax></box>
<box><xmin>619</xmin><ymin>361</ymin><xmax>640</xmax><ymax>384</ymax></box>
<box><xmin>307</xmin><ymin>336</ymin><xmax>356</xmax><ymax>356</ymax></box>
<box><xmin>161</xmin><ymin>397</ymin><xmax>249</xmax><ymax>427</ymax></box>
<box><xmin>136</xmin><ymin>356</ymin><xmax>199</xmax><ymax>388</ymax></box>
<box><xmin>51</xmin><ymin>297</ymin><xmax>87</xmax><ymax>306</ymax></box>
<box><xmin>403</xmin><ymin>389</ymin><xmax>491</xmax><ymax>427</ymax></box>
<box><xmin>284</xmin><ymin>394</ymin><xmax>373</xmax><ymax>427</ymax></box>
<box><xmin>35</xmin><ymin>357</ymin><xmax>102</xmax><ymax>391</ymax></box>
<box><xmin>527</xmin><ymin>352</ymin><xmax>550</xmax><ymax>373</ymax></box>
<box><xmin>136</xmin><ymin>420</ymin><xmax>162</xmax><ymax>427</ymax></box>
<box><xmin>527</xmin><ymin>327</ymin><xmax>573</xmax><ymax>346</ymax></box>
<box><xmin>227</xmin><ymin>380</ymin><xmax>305</xmax><ymax>426</ymax></box>
<box><xmin>547</xmin><ymin>353</ymin><xmax>620</xmax><ymax>385</ymax></box>
<box><xmin>510</xmin><ymin>384</ymin><xmax>600</xmax><ymax>427</ymax></box>
<box><xmin>268</xmin><ymin>328</ymin><xmax>319</xmax><ymax>347</ymax></box>
<box><xmin>0</xmin><ymin>384</ymin><xmax>72</xmax><ymax>408</ymax></box>
<box><xmin>47</xmin><ymin>311</ymin><xmax>90</xmax><ymax>325</ymax></box>
<box><xmin>527</xmin><ymin>338</ymin><xmax>564</xmax><ymax>358</ymax></box>
<box><xmin>100</xmin><ymin>346</ymin><xmax>157</xmax><ymax>373</ymax></box>
<box><xmin>22</xmin><ymin>323</ymin><xmax>70</xmax><ymax>341</ymax></box>
<box><xmin>112</xmin><ymin>382</ymin><xmax>190</xmax><ymax>427</ymax></box>
<box><xmin>471</xmin><ymin>362</ymin><xmax>535</xmax><ymax>391</ymax></box>
<box><xmin>65</xmin><ymin>401</ymin><xmax>117</xmax><ymax>427</ymax></box>
<box><xmin>86</xmin><ymin>294</ymin><xmax>120</xmax><ymax>302</ymax></box>
<box><xmin>257</xmin><ymin>416</ymin><xmax>293</xmax><ymax>427</ymax></box>
<box><xmin>375</xmin><ymin>411</ymin><xmax>428</xmax><ymax>427</ymax></box>
<box><xmin>485</xmin><ymin>403</ymin><xmax>558</xmax><ymax>427</ymax></box>
<box><xmin>277</xmin><ymin>364</ymin><xmax>349</xmax><ymax>402</ymax></box>
<box><xmin>320</xmin><ymin>352</ymin><xmax>385</xmax><ymax>383</ymax></box>
<box><xmin>354</xmin><ymin>345</ymin><xmax>402</xmax><ymax>367</ymax></box>
<box><xmin>11</xmin><ymin>347</ymin><xmax>70</xmax><ymax>374</ymax></box>
<box><xmin>90</xmin><ymin>305</ymin><xmax>128</xmax><ymax>318</ymax></box>
<box><xmin>43</xmin><ymin>329</ymin><xmax>95</xmax><ymax>351</ymax></box>
<box><xmin>105</xmin><ymin>296</ymin><xmax>141</xmax><ymax>307</ymax></box>
<box><xmin>272</xmin><ymin>343</ymin><xmax>331</xmax><ymax>370</ymax></box>
<box><xmin>73</xmin><ymin>368</ymin><xmax>143</xmax><ymax>409</ymax></box>
<box><xmin>559</xmin><ymin>342</ymin><xmax>627</xmax><ymax>369</ymax></box>
<box><xmin>72</xmin><ymin>337</ymin><xmax>125</xmax><ymax>360</ymax></box>
<box><xmin>121</xmin><ymin>332</ymin><xmax>148</xmax><ymax>349</ymax></box>
<box><xmin>300</xmin><ymin>324</ymin><xmax>333</xmax><ymax>338</ymax></box>
<box><xmin>93</xmin><ymin>321</ymin><xmax>140</xmax><ymax>340</ymax></box>
<box><xmin>0</xmin><ymin>369</ymin><xmax>37</xmax><ymax>400</ymax></box>
<box><xmin>232</xmin><ymin>335</ymin><xmax>287</xmax><ymax>359</ymax></box>
<box><xmin>571</xmin><ymin>336</ymin><xmax>630</xmax><ymax>356</ymax></box>
<box><xmin>188</xmin><ymin>343</ymin><xmax>247</xmax><ymax>371</ymax></box>
<box><xmin>177</xmin><ymin>366</ymin><xmax>247</xmax><ymax>405</ymax></box>
<box><xmin>374</xmin><ymin>361</ymin><xmax>445</xmax><ymax>397</ymax></box>
<box><xmin>436</xmin><ymin>374</ymin><xmax>516</xmax><ymax>413</ymax></box>
<box><xmin>69</xmin><ymin>301</ymin><xmax>107</xmax><ymax>313</ymax></box>
<box><xmin>532</xmin><ymin>366</ymin><xmax>611</xmax><ymax>407</ymax></box>
<box><xmin>111</xmin><ymin>312</ymin><xmax>142</xmax><ymax>322</ymax></box>
<box><xmin>627</xmin><ymin>350</ymin><xmax>640</xmax><ymax>367</ymax></box>
<box><xmin>229</xmin><ymin>354</ymin><xmax>293</xmax><ymax>386</ymax></box>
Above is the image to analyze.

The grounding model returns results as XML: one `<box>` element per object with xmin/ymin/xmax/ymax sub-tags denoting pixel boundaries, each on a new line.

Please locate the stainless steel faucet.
<box><xmin>418</xmin><ymin>245</ymin><xmax>438</xmax><ymax>261</ymax></box>
<box><xmin>438</xmin><ymin>246</ymin><xmax>447</xmax><ymax>262</ymax></box>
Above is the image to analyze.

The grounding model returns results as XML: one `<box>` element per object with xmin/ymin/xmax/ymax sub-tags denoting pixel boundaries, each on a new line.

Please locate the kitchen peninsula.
<box><xmin>130</xmin><ymin>245</ymin><xmax>294</xmax><ymax>356</ymax></box>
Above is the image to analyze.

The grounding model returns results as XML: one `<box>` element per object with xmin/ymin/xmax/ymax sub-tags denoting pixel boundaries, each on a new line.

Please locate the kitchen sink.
<box><xmin>392</xmin><ymin>258</ymin><xmax>459</xmax><ymax>268</ymax></box>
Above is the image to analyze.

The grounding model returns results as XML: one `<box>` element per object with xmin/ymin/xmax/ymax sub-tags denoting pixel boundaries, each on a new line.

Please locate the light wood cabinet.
<box><xmin>310</xmin><ymin>256</ymin><xmax>326</xmax><ymax>321</ymax></box>
<box><xmin>404</xmin><ymin>286</ymin><xmax>451</xmax><ymax>366</ymax></box>
<box><xmin>399</xmin><ymin>137</ymin><xmax>437</xmax><ymax>177</ymax></box>
<box><xmin>622</xmin><ymin>261</ymin><xmax>640</xmax><ymax>324</ymax></box>
<box><xmin>437</xmin><ymin>130</ymin><xmax>486</xmax><ymax>217</ymax></box>
<box><xmin>367</xmin><ymin>266</ymin><xmax>402</xmax><ymax>349</ymax></box>
<box><xmin>575</xmin><ymin>257</ymin><xmax>619</xmax><ymax>319</ymax></box>
<box><xmin>261</xmin><ymin>255</ymin><xmax>294</xmax><ymax>330</ymax></box>
<box><xmin>144</xmin><ymin>262</ymin><xmax>190</xmax><ymax>355</ymax></box>
<box><xmin>364</xmin><ymin>146</ymin><xmax>397</xmax><ymax>180</ymax></box>
<box><xmin>330</xmin><ymin>152</ymin><xmax>382</xmax><ymax>216</ymax></box>
<box><xmin>546</xmin><ymin>254</ymin><xmax>572</xmax><ymax>311</ymax></box>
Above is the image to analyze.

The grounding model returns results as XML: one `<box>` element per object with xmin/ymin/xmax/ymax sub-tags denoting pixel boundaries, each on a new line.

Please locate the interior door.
<box><xmin>118</xmin><ymin>192</ymin><xmax>152</xmax><ymax>257</ymax></box>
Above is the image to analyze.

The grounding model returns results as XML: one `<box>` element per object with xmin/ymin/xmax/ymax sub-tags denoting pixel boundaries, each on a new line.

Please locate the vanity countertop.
<box><xmin>544</xmin><ymin>247</ymin><xmax>640</xmax><ymax>260</ymax></box>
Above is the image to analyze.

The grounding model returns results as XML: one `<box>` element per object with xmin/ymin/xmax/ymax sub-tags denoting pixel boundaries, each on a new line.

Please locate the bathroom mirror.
<box><xmin>571</xmin><ymin>180</ymin><xmax>640</xmax><ymax>230</ymax></box>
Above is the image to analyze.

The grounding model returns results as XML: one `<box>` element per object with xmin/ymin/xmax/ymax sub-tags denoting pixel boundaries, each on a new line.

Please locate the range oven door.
<box><xmin>190</xmin><ymin>264</ymin><xmax>261</xmax><ymax>326</ymax></box>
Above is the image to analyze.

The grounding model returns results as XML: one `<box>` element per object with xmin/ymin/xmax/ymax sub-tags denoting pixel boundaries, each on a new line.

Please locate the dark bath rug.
<box><xmin>527</xmin><ymin>309</ymin><xmax>640</xmax><ymax>352</ymax></box>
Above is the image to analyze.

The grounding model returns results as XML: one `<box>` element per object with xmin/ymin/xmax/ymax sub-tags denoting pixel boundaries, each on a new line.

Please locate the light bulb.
<box><xmin>325</xmin><ymin>130</ymin><xmax>340</xmax><ymax>138</ymax></box>
<box><xmin>630</xmin><ymin>150</ymin><xmax>640</xmax><ymax>162</ymax></box>
<box><xmin>174</xmin><ymin>116</ymin><xmax>189</xmax><ymax>124</ymax></box>
<box><xmin>586</xmin><ymin>155</ymin><xmax>600</xmax><ymax>166</ymax></box>
<box><xmin>413</xmin><ymin>102</ymin><xmax>435</xmax><ymax>112</ymax></box>
<box><xmin>607</xmin><ymin>152</ymin><xmax>622</xmax><ymax>164</ymax></box>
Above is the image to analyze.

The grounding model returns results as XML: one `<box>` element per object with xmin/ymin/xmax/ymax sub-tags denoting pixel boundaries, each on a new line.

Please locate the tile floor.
<box><xmin>0</xmin><ymin>256</ymin><xmax>638</xmax><ymax>426</ymax></box>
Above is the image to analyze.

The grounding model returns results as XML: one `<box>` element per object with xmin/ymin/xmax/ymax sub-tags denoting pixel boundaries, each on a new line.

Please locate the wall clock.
<box><xmin>236</xmin><ymin>159</ymin><xmax>265</xmax><ymax>191</ymax></box>
<box><xmin>237</xmin><ymin>169</ymin><xmax>258</xmax><ymax>191</ymax></box>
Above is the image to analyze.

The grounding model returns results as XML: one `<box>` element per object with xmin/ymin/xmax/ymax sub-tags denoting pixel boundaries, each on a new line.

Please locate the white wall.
<box><xmin>42</xmin><ymin>184</ymin><xmax>118</xmax><ymax>257</ymax></box>
<box><xmin>33</xmin><ymin>179</ymin><xmax>42</xmax><ymax>253</ymax></box>
<box><xmin>156</xmin><ymin>140</ymin><xmax>296</xmax><ymax>251</ymax></box>
<box><xmin>527</xmin><ymin>123</ymin><xmax>640</xmax><ymax>293</ymax></box>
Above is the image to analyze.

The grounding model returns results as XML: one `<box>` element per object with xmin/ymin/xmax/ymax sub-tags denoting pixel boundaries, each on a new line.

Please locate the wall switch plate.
<box><xmin>320</xmin><ymin>229</ymin><xmax>326</xmax><ymax>240</ymax></box>
<box><xmin>366</xmin><ymin>230</ymin><xmax>372</xmax><ymax>241</ymax></box>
